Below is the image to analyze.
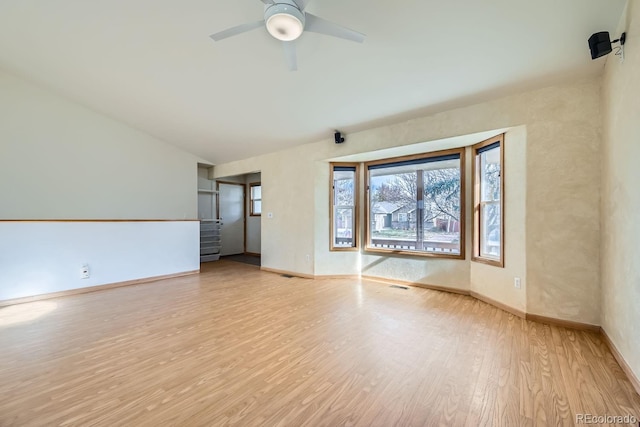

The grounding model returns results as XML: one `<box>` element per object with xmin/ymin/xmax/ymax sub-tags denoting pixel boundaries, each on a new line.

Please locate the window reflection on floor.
<box><xmin>0</xmin><ymin>301</ymin><xmax>57</xmax><ymax>327</ymax></box>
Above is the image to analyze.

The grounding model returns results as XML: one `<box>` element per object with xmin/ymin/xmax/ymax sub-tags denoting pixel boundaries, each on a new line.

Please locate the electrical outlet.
<box><xmin>81</xmin><ymin>264</ymin><xmax>90</xmax><ymax>279</ymax></box>
<box><xmin>514</xmin><ymin>277</ymin><xmax>521</xmax><ymax>289</ymax></box>
<box><xmin>305</xmin><ymin>254</ymin><xmax>311</xmax><ymax>263</ymax></box>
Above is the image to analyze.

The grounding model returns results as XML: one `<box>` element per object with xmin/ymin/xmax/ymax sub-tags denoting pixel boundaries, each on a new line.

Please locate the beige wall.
<box><xmin>601</xmin><ymin>0</ymin><xmax>640</xmax><ymax>380</ymax></box>
<box><xmin>525</xmin><ymin>81</ymin><xmax>602</xmax><ymax>325</ymax></box>
<box><xmin>0</xmin><ymin>69</ymin><xmax>200</xmax><ymax>220</ymax></box>
<box><xmin>215</xmin><ymin>77</ymin><xmax>602</xmax><ymax>325</ymax></box>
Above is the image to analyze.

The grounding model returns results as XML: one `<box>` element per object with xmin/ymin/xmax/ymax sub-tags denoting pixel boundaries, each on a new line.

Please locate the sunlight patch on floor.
<box><xmin>0</xmin><ymin>301</ymin><xmax>58</xmax><ymax>327</ymax></box>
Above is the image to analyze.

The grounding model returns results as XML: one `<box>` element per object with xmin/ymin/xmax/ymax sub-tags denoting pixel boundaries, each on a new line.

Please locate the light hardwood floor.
<box><xmin>1</xmin><ymin>261</ymin><xmax>638</xmax><ymax>426</ymax></box>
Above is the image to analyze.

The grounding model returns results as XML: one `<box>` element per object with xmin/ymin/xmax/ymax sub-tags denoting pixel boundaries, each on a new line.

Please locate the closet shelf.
<box><xmin>198</xmin><ymin>189</ymin><xmax>218</xmax><ymax>194</ymax></box>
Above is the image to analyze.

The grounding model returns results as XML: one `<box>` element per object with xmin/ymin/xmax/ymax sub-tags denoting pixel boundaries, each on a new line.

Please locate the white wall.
<box><xmin>0</xmin><ymin>69</ymin><xmax>199</xmax><ymax>220</ymax></box>
<box><xmin>0</xmin><ymin>69</ymin><xmax>202</xmax><ymax>300</ymax></box>
<box><xmin>601</xmin><ymin>0</ymin><xmax>640</xmax><ymax>381</ymax></box>
<box><xmin>214</xmin><ymin>77</ymin><xmax>602</xmax><ymax>325</ymax></box>
<box><xmin>0</xmin><ymin>221</ymin><xmax>199</xmax><ymax>301</ymax></box>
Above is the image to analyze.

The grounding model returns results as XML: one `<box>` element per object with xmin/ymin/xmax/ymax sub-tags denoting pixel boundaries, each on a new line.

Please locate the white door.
<box><xmin>219</xmin><ymin>183</ymin><xmax>245</xmax><ymax>256</ymax></box>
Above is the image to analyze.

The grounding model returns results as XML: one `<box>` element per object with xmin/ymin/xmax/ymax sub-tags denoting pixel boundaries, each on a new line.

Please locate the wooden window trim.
<box><xmin>364</xmin><ymin>148</ymin><xmax>466</xmax><ymax>260</ymax></box>
<box><xmin>330</xmin><ymin>163</ymin><xmax>360</xmax><ymax>252</ymax></box>
<box><xmin>472</xmin><ymin>134</ymin><xmax>505</xmax><ymax>267</ymax></box>
<box><xmin>249</xmin><ymin>182</ymin><xmax>261</xmax><ymax>217</ymax></box>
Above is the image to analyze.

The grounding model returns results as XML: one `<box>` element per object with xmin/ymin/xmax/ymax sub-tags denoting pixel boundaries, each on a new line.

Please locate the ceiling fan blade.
<box><xmin>259</xmin><ymin>0</ymin><xmax>275</xmax><ymax>3</ymax></box>
<box><xmin>292</xmin><ymin>0</ymin><xmax>312</xmax><ymax>10</ymax></box>
<box><xmin>283</xmin><ymin>41</ymin><xmax>297</xmax><ymax>71</ymax></box>
<box><xmin>210</xmin><ymin>20</ymin><xmax>264</xmax><ymax>42</ymax></box>
<box><xmin>304</xmin><ymin>13</ymin><xmax>365</xmax><ymax>43</ymax></box>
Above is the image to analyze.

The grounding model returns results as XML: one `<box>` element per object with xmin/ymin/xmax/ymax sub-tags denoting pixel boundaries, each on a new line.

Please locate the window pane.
<box><xmin>480</xmin><ymin>147</ymin><xmax>500</xmax><ymax>202</ymax></box>
<box><xmin>334</xmin><ymin>171</ymin><xmax>355</xmax><ymax>205</ymax></box>
<box><xmin>423</xmin><ymin>161</ymin><xmax>461</xmax><ymax>254</ymax></box>
<box><xmin>480</xmin><ymin>203</ymin><xmax>501</xmax><ymax>258</ymax></box>
<box><xmin>368</xmin><ymin>154</ymin><xmax>461</xmax><ymax>255</ymax></box>
<box><xmin>370</xmin><ymin>170</ymin><xmax>417</xmax><ymax>249</ymax></box>
<box><xmin>253</xmin><ymin>200</ymin><xmax>262</xmax><ymax>215</ymax></box>
<box><xmin>334</xmin><ymin>207</ymin><xmax>354</xmax><ymax>247</ymax></box>
<box><xmin>251</xmin><ymin>185</ymin><xmax>262</xmax><ymax>199</ymax></box>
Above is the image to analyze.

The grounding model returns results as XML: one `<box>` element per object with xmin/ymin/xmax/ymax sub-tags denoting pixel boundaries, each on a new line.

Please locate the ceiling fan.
<box><xmin>210</xmin><ymin>0</ymin><xmax>365</xmax><ymax>71</ymax></box>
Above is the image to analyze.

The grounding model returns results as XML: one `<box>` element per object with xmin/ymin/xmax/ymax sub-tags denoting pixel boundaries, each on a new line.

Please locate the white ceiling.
<box><xmin>0</xmin><ymin>0</ymin><xmax>626</xmax><ymax>164</ymax></box>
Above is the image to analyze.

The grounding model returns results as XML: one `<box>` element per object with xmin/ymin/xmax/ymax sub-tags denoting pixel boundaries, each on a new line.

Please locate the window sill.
<box><xmin>365</xmin><ymin>246</ymin><xmax>465</xmax><ymax>260</ymax></box>
<box><xmin>471</xmin><ymin>256</ymin><xmax>504</xmax><ymax>268</ymax></box>
<box><xmin>330</xmin><ymin>247</ymin><xmax>359</xmax><ymax>252</ymax></box>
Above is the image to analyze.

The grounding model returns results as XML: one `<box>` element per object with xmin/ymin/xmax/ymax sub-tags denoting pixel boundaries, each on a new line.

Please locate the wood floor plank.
<box><xmin>1</xmin><ymin>260</ymin><xmax>639</xmax><ymax>426</ymax></box>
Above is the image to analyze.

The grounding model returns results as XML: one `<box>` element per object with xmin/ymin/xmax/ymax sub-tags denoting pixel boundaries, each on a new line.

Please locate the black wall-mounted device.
<box><xmin>334</xmin><ymin>131</ymin><xmax>345</xmax><ymax>144</ymax></box>
<box><xmin>588</xmin><ymin>31</ymin><xmax>626</xmax><ymax>60</ymax></box>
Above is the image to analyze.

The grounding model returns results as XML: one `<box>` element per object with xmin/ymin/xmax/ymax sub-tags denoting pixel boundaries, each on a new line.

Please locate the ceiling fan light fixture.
<box><xmin>265</xmin><ymin>3</ymin><xmax>305</xmax><ymax>41</ymax></box>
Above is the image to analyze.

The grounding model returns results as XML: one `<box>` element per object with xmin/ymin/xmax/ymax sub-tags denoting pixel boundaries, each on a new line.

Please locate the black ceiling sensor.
<box><xmin>334</xmin><ymin>131</ymin><xmax>345</xmax><ymax>144</ymax></box>
<box><xmin>588</xmin><ymin>31</ymin><xmax>626</xmax><ymax>60</ymax></box>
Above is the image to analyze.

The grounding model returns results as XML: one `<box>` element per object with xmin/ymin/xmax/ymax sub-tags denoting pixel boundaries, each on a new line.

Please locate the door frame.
<box><xmin>217</xmin><ymin>181</ymin><xmax>246</xmax><ymax>255</ymax></box>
